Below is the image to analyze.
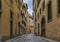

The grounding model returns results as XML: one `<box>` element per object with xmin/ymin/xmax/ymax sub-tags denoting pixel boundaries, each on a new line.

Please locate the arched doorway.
<box><xmin>41</xmin><ymin>17</ymin><xmax>45</xmax><ymax>37</ymax></box>
<box><xmin>38</xmin><ymin>23</ymin><xmax>40</xmax><ymax>36</ymax></box>
<box><xmin>18</xmin><ymin>22</ymin><xmax>20</xmax><ymax>35</ymax></box>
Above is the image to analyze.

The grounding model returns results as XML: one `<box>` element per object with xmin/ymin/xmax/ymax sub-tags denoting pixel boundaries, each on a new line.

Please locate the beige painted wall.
<box><xmin>1</xmin><ymin>0</ymin><xmax>24</xmax><ymax>39</ymax></box>
<box><xmin>34</xmin><ymin>0</ymin><xmax>60</xmax><ymax>40</ymax></box>
<box><xmin>26</xmin><ymin>15</ymin><xmax>34</xmax><ymax>34</ymax></box>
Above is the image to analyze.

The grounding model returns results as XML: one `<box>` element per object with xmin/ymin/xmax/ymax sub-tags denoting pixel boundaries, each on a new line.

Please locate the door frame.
<box><xmin>41</xmin><ymin>17</ymin><xmax>46</xmax><ymax>37</ymax></box>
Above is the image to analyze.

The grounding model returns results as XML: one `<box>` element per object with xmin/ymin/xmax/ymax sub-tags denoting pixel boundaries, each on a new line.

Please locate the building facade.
<box><xmin>33</xmin><ymin>0</ymin><xmax>60</xmax><ymax>40</ymax></box>
<box><xmin>20</xmin><ymin>3</ymin><xmax>28</xmax><ymax>35</ymax></box>
<box><xmin>26</xmin><ymin>13</ymin><xmax>34</xmax><ymax>34</ymax></box>
<box><xmin>0</xmin><ymin>0</ymin><xmax>27</xmax><ymax>41</ymax></box>
<box><xmin>33</xmin><ymin>0</ymin><xmax>38</xmax><ymax>35</ymax></box>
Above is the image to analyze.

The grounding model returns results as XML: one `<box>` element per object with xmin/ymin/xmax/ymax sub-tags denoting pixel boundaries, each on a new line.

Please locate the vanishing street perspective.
<box><xmin>0</xmin><ymin>0</ymin><xmax>60</xmax><ymax>42</ymax></box>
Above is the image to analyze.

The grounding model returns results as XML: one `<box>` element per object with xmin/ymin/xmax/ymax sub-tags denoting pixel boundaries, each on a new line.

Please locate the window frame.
<box><xmin>0</xmin><ymin>0</ymin><xmax>2</xmax><ymax>10</ymax></box>
<box><xmin>47</xmin><ymin>1</ymin><xmax>52</xmax><ymax>22</ymax></box>
<box><xmin>57</xmin><ymin>0</ymin><xmax>60</xmax><ymax>17</ymax></box>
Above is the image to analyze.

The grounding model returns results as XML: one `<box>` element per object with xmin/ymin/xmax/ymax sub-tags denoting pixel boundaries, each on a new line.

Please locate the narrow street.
<box><xmin>5</xmin><ymin>34</ymin><xmax>58</xmax><ymax>42</ymax></box>
<box><xmin>0</xmin><ymin>0</ymin><xmax>60</xmax><ymax>42</ymax></box>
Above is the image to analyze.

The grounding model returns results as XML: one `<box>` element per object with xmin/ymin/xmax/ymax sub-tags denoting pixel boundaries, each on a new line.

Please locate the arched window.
<box><xmin>48</xmin><ymin>1</ymin><xmax>52</xmax><ymax>22</ymax></box>
<box><xmin>58</xmin><ymin>0</ymin><xmax>60</xmax><ymax>17</ymax></box>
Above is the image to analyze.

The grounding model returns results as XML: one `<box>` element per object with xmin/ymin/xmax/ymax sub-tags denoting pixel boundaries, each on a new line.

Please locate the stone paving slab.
<box><xmin>4</xmin><ymin>34</ymin><xmax>59</xmax><ymax>42</ymax></box>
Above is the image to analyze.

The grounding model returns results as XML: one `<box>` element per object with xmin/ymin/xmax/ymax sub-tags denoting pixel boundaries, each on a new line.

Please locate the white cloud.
<box><xmin>23</xmin><ymin>0</ymin><xmax>33</xmax><ymax>15</ymax></box>
<box><xmin>27</xmin><ymin>9</ymin><xmax>33</xmax><ymax>15</ymax></box>
<box><xmin>23</xmin><ymin>0</ymin><xmax>28</xmax><ymax>3</ymax></box>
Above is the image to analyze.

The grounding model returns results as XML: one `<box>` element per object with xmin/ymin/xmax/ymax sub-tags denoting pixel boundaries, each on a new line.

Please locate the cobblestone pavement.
<box><xmin>5</xmin><ymin>34</ymin><xmax>58</xmax><ymax>42</ymax></box>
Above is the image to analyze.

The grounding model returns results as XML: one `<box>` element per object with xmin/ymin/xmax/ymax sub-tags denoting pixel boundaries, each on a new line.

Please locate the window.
<box><xmin>42</xmin><ymin>0</ymin><xmax>45</xmax><ymax>11</ymax></box>
<box><xmin>10</xmin><ymin>11</ymin><xmax>13</xmax><ymax>20</ymax></box>
<box><xmin>17</xmin><ymin>14</ymin><xmax>19</xmax><ymax>18</ymax></box>
<box><xmin>18</xmin><ymin>22</ymin><xmax>20</xmax><ymax>27</ymax></box>
<box><xmin>10</xmin><ymin>0</ymin><xmax>13</xmax><ymax>7</ymax></box>
<box><xmin>48</xmin><ymin>1</ymin><xmax>52</xmax><ymax>22</ymax></box>
<box><xmin>35</xmin><ymin>16</ymin><xmax>37</xmax><ymax>22</ymax></box>
<box><xmin>0</xmin><ymin>0</ymin><xmax>1</xmax><ymax>9</ymax></box>
<box><xmin>11</xmin><ymin>0</ymin><xmax>13</xmax><ymax>3</ymax></box>
<box><xmin>18</xmin><ymin>22</ymin><xmax>20</xmax><ymax>34</ymax></box>
<box><xmin>58</xmin><ymin>0</ymin><xmax>60</xmax><ymax>15</ymax></box>
<box><xmin>18</xmin><ymin>0</ymin><xmax>20</xmax><ymax>10</ymax></box>
<box><xmin>21</xmin><ymin>13</ymin><xmax>25</xmax><ymax>18</ymax></box>
<box><xmin>22</xmin><ymin>20</ymin><xmax>26</xmax><ymax>26</ymax></box>
<box><xmin>38</xmin><ymin>13</ymin><xmax>39</xmax><ymax>19</ymax></box>
<box><xmin>16</xmin><ymin>0</ymin><xmax>17</xmax><ymax>3</ymax></box>
<box><xmin>10</xmin><ymin>11</ymin><xmax>13</xmax><ymax>37</ymax></box>
<box><xmin>22</xmin><ymin>5</ymin><xmax>25</xmax><ymax>9</ymax></box>
<box><xmin>25</xmin><ymin>17</ymin><xmax>27</xmax><ymax>21</ymax></box>
<box><xmin>40</xmin><ymin>9</ymin><xmax>41</xmax><ymax>14</ymax></box>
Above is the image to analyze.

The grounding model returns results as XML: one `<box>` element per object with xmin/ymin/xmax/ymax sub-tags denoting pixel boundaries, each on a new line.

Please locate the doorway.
<box><xmin>0</xmin><ymin>12</ymin><xmax>1</xmax><ymax>42</ymax></box>
<box><xmin>0</xmin><ymin>12</ymin><xmax>1</xmax><ymax>34</ymax></box>
<box><xmin>18</xmin><ymin>22</ymin><xmax>20</xmax><ymax>35</ymax></box>
<box><xmin>10</xmin><ymin>11</ymin><xmax>13</xmax><ymax>37</ymax></box>
<box><xmin>41</xmin><ymin>17</ymin><xmax>45</xmax><ymax>37</ymax></box>
<box><xmin>38</xmin><ymin>24</ymin><xmax>40</xmax><ymax>36</ymax></box>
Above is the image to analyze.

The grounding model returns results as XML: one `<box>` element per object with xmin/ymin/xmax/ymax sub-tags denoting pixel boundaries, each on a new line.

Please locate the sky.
<box><xmin>23</xmin><ymin>0</ymin><xmax>33</xmax><ymax>15</ymax></box>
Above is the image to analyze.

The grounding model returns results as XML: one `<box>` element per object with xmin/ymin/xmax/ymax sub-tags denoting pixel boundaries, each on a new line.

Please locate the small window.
<box><xmin>0</xmin><ymin>0</ymin><xmax>1</xmax><ymax>9</ymax></box>
<box><xmin>17</xmin><ymin>14</ymin><xmax>19</xmax><ymax>18</ymax></box>
<box><xmin>10</xmin><ymin>0</ymin><xmax>13</xmax><ymax>7</ymax></box>
<box><xmin>18</xmin><ymin>22</ymin><xmax>20</xmax><ymax>27</ymax></box>
<box><xmin>18</xmin><ymin>0</ymin><xmax>20</xmax><ymax>10</ymax></box>
<box><xmin>38</xmin><ymin>13</ymin><xmax>39</xmax><ymax>19</ymax></box>
<box><xmin>21</xmin><ymin>13</ymin><xmax>25</xmax><ymax>18</ymax></box>
<box><xmin>42</xmin><ymin>0</ymin><xmax>45</xmax><ymax>11</ymax></box>
<box><xmin>10</xmin><ymin>11</ymin><xmax>13</xmax><ymax>20</ymax></box>
<box><xmin>48</xmin><ymin>1</ymin><xmax>52</xmax><ymax>22</ymax></box>
<box><xmin>22</xmin><ymin>20</ymin><xmax>26</xmax><ymax>26</ymax></box>
<box><xmin>22</xmin><ymin>5</ymin><xmax>25</xmax><ymax>10</ymax></box>
<box><xmin>40</xmin><ymin>9</ymin><xmax>41</xmax><ymax>14</ymax></box>
<box><xmin>11</xmin><ymin>0</ymin><xmax>13</xmax><ymax>3</ymax></box>
<box><xmin>57</xmin><ymin>0</ymin><xmax>60</xmax><ymax>17</ymax></box>
<box><xmin>25</xmin><ymin>17</ymin><xmax>27</xmax><ymax>21</ymax></box>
